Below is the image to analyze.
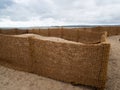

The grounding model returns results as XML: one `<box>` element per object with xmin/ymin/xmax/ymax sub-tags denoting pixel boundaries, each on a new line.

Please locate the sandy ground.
<box><xmin>0</xmin><ymin>65</ymin><xmax>93</xmax><ymax>90</ymax></box>
<box><xmin>0</xmin><ymin>35</ymin><xmax>120</xmax><ymax>90</ymax></box>
<box><xmin>105</xmin><ymin>35</ymin><xmax>120</xmax><ymax>90</ymax></box>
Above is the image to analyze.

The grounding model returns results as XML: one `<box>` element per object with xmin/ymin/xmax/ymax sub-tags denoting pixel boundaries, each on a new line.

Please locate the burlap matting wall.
<box><xmin>30</xmin><ymin>36</ymin><xmax>110</xmax><ymax>88</ymax></box>
<box><xmin>0</xmin><ymin>34</ymin><xmax>32</xmax><ymax>72</ymax></box>
<box><xmin>0</xmin><ymin>26</ymin><xmax>120</xmax><ymax>36</ymax></box>
<box><xmin>0</xmin><ymin>28</ymin><xmax>110</xmax><ymax>90</ymax></box>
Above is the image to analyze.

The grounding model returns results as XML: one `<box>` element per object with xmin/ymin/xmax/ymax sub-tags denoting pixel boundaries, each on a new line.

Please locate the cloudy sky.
<box><xmin>0</xmin><ymin>0</ymin><xmax>120</xmax><ymax>27</ymax></box>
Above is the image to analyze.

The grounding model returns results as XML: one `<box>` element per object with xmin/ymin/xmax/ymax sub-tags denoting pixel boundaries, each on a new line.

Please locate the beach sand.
<box><xmin>0</xmin><ymin>35</ymin><xmax>120</xmax><ymax>90</ymax></box>
<box><xmin>105</xmin><ymin>35</ymin><xmax>120</xmax><ymax>90</ymax></box>
<box><xmin>0</xmin><ymin>65</ymin><xmax>93</xmax><ymax>90</ymax></box>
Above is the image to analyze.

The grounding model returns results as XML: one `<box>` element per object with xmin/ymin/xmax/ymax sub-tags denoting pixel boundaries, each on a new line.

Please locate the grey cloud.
<box><xmin>0</xmin><ymin>0</ymin><xmax>56</xmax><ymax>21</ymax></box>
<box><xmin>0</xmin><ymin>0</ymin><xmax>13</xmax><ymax>9</ymax></box>
<box><xmin>0</xmin><ymin>0</ymin><xmax>120</xmax><ymax>26</ymax></box>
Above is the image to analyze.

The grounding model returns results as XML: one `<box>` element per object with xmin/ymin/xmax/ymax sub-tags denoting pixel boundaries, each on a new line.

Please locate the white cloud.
<box><xmin>0</xmin><ymin>18</ymin><xmax>69</xmax><ymax>27</ymax></box>
<box><xmin>0</xmin><ymin>0</ymin><xmax>120</xmax><ymax>27</ymax></box>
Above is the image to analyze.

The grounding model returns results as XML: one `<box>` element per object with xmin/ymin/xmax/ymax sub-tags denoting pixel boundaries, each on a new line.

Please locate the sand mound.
<box><xmin>13</xmin><ymin>34</ymin><xmax>83</xmax><ymax>44</ymax></box>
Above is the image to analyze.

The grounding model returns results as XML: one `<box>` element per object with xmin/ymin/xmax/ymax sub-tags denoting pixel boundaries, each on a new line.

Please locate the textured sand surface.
<box><xmin>105</xmin><ymin>35</ymin><xmax>120</xmax><ymax>90</ymax></box>
<box><xmin>13</xmin><ymin>34</ymin><xmax>81</xmax><ymax>44</ymax></box>
<box><xmin>0</xmin><ymin>65</ymin><xmax>93</xmax><ymax>90</ymax></box>
<box><xmin>0</xmin><ymin>35</ymin><xmax>119</xmax><ymax>90</ymax></box>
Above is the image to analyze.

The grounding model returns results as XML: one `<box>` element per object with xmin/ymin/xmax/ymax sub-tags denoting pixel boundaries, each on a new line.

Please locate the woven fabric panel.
<box><xmin>28</xmin><ymin>29</ymin><xmax>33</xmax><ymax>33</ymax></box>
<box><xmin>27</xmin><ymin>28</ymin><xmax>105</xmax><ymax>44</ymax></box>
<box><xmin>78</xmin><ymin>30</ymin><xmax>106</xmax><ymax>44</ymax></box>
<box><xmin>62</xmin><ymin>28</ymin><xmax>78</xmax><ymax>42</ymax></box>
<box><xmin>0</xmin><ymin>29</ymin><xmax>17</xmax><ymax>35</ymax></box>
<box><xmin>37</xmin><ymin>29</ymin><xmax>49</xmax><ymax>36</ymax></box>
<box><xmin>29</xmin><ymin>29</ymin><xmax>40</xmax><ymax>34</ymax></box>
<box><xmin>116</xmin><ymin>27</ymin><xmax>120</xmax><ymax>35</ymax></box>
<box><xmin>49</xmin><ymin>28</ymin><xmax>62</xmax><ymax>38</ymax></box>
<box><xmin>28</xmin><ymin>29</ymin><xmax>39</xmax><ymax>34</ymax></box>
<box><xmin>30</xmin><ymin>36</ymin><xmax>110</xmax><ymax>88</ymax></box>
<box><xmin>92</xmin><ymin>27</ymin><xmax>120</xmax><ymax>36</ymax></box>
<box><xmin>0</xmin><ymin>29</ymin><xmax>28</xmax><ymax>35</ymax></box>
<box><xmin>0</xmin><ymin>29</ymin><xmax>111</xmax><ymax>89</ymax></box>
<box><xmin>0</xmin><ymin>35</ymin><xmax>32</xmax><ymax>72</ymax></box>
<box><xmin>102</xmin><ymin>27</ymin><xmax>117</xmax><ymax>36</ymax></box>
<box><xmin>16</xmin><ymin>29</ymin><xmax>28</xmax><ymax>34</ymax></box>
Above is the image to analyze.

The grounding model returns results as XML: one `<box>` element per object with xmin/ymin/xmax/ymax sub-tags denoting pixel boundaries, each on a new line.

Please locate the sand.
<box><xmin>0</xmin><ymin>65</ymin><xmax>93</xmax><ymax>90</ymax></box>
<box><xmin>0</xmin><ymin>35</ymin><xmax>120</xmax><ymax>90</ymax></box>
<box><xmin>13</xmin><ymin>34</ymin><xmax>80</xmax><ymax>44</ymax></box>
<box><xmin>105</xmin><ymin>35</ymin><xmax>120</xmax><ymax>90</ymax></box>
